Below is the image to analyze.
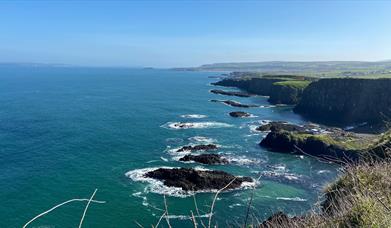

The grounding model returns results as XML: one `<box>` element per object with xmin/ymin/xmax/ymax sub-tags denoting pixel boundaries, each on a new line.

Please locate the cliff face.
<box><xmin>294</xmin><ymin>78</ymin><xmax>391</xmax><ymax>125</ymax></box>
<box><xmin>212</xmin><ymin>78</ymin><xmax>283</xmax><ymax>96</ymax></box>
<box><xmin>213</xmin><ymin>78</ymin><xmax>309</xmax><ymax>104</ymax></box>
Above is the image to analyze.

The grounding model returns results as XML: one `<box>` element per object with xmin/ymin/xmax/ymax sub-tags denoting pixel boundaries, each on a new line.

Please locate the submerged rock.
<box><xmin>229</xmin><ymin>111</ymin><xmax>251</xmax><ymax>118</ymax></box>
<box><xmin>179</xmin><ymin>154</ymin><xmax>229</xmax><ymax>165</ymax></box>
<box><xmin>176</xmin><ymin>144</ymin><xmax>218</xmax><ymax>152</ymax></box>
<box><xmin>210</xmin><ymin>99</ymin><xmax>258</xmax><ymax>108</ymax></box>
<box><xmin>144</xmin><ymin>168</ymin><xmax>253</xmax><ymax>191</ymax></box>
<box><xmin>210</xmin><ymin>89</ymin><xmax>252</xmax><ymax>97</ymax></box>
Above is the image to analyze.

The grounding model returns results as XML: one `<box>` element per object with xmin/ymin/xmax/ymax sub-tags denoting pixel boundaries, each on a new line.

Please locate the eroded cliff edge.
<box><xmin>294</xmin><ymin>78</ymin><xmax>391</xmax><ymax>127</ymax></box>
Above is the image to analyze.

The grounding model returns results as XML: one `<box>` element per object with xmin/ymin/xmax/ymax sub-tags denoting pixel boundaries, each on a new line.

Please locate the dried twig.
<box><xmin>79</xmin><ymin>189</ymin><xmax>98</xmax><ymax>228</ymax></box>
<box><xmin>208</xmin><ymin>177</ymin><xmax>237</xmax><ymax>228</ymax></box>
<box><xmin>164</xmin><ymin>195</ymin><xmax>172</xmax><ymax>228</ymax></box>
<box><xmin>23</xmin><ymin>197</ymin><xmax>105</xmax><ymax>228</ymax></box>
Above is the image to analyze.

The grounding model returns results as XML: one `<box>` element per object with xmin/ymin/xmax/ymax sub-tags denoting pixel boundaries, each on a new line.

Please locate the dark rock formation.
<box><xmin>229</xmin><ymin>111</ymin><xmax>251</xmax><ymax>118</ymax></box>
<box><xmin>259</xmin><ymin>129</ymin><xmax>360</xmax><ymax>162</ymax></box>
<box><xmin>294</xmin><ymin>78</ymin><xmax>391</xmax><ymax>126</ymax></box>
<box><xmin>179</xmin><ymin>154</ymin><xmax>228</xmax><ymax>165</ymax></box>
<box><xmin>210</xmin><ymin>89</ymin><xmax>252</xmax><ymax>97</ymax></box>
<box><xmin>176</xmin><ymin>144</ymin><xmax>218</xmax><ymax>152</ymax></box>
<box><xmin>212</xmin><ymin>77</ymin><xmax>284</xmax><ymax>96</ymax></box>
<box><xmin>210</xmin><ymin>100</ymin><xmax>258</xmax><ymax>108</ymax></box>
<box><xmin>268</xmin><ymin>81</ymin><xmax>309</xmax><ymax>105</ymax></box>
<box><xmin>145</xmin><ymin>168</ymin><xmax>253</xmax><ymax>191</ymax></box>
<box><xmin>256</xmin><ymin>121</ymin><xmax>306</xmax><ymax>132</ymax></box>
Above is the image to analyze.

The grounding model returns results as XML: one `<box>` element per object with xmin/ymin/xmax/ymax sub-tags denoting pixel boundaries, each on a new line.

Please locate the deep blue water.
<box><xmin>0</xmin><ymin>67</ymin><xmax>339</xmax><ymax>227</ymax></box>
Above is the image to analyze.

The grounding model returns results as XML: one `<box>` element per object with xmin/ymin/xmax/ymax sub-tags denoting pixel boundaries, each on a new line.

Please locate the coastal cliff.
<box><xmin>213</xmin><ymin>76</ymin><xmax>311</xmax><ymax>104</ymax></box>
<box><xmin>294</xmin><ymin>78</ymin><xmax>391</xmax><ymax>126</ymax></box>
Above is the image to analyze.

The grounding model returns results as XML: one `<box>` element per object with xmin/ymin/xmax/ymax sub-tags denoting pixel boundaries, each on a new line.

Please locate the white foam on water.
<box><xmin>132</xmin><ymin>192</ymin><xmax>149</xmax><ymax>207</ymax></box>
<box><xmin>276</xmin><ymin>197</ymin><xmax>307</xmax><ymax>202</ymax></box>
<box><xmin>317</xmin><ymin>170</ymin><xmax>331</xmax><ymax>174</ymax></box>
<box><xmin>225</xmin><ymin>155</ymin><xmax>261</xmax><ymax>166</ymax></box>
<box><xmin>126</xmin><ymin>167</ymin><xmax>258</xmax><ymax>197</ymax></box>
<box><xmin>126</xmin><ymin>167</ymin><xmax>189</xmax><ymax>198</ymax></box>
<box><xmin>162</xmin><ymin>121</ymin><xmax>233</xmax><ymax>130</ymax></box>
<box><xmin>160</xmin><ymin>157</ymin><xmax>168</xmax><ymax>162</ymax></box>
<box><xmin>180</xmin><ymin>114</ymin><xmax>208</xmax><ymax>119</ymax></box>
<box><xmin>188</xmin><ymin>136</ymin><xmax>217</xmax><ymax>144</ymax></box>
<box><xmin>228</xmin><ymin>203</ymin><xmax>243</xmax><ymax>209</ymax></box>
<box><xmin>165</xmin><ymin>213</ymin><xmax>212</xmax><ymax>220</ymax></box>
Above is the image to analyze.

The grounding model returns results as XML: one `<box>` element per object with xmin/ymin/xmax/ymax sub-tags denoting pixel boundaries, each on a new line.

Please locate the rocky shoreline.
<box><xmin>210</xmin><ymin>89</ymin><xmax>253</xmax><ymax>97</ymax></box>
<box><xmin>210</xmin><ymin>99</ymin><xmax>258</xmax><ymax>108</ymax></box>
<box><xmin>179</xmin><ymin>154</ymin><xmax>228</xmax><ymax>165</ymax></box>
<box><xmin>144</xmin><ymin>168</ymin><xmax>253</xmax><ymax>191</ymax></box>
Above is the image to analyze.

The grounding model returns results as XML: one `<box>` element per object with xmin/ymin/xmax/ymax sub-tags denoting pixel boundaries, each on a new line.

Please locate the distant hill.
<box><xmin>175</xmin><ymin>61</ymin><xmax>391</xmax><ymax>78</ymax></box>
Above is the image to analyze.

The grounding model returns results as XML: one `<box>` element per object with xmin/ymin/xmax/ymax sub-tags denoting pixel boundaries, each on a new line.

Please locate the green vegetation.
<box><xmin>273</xmin><ymin>80</ymin><xmax>311</xmax><ymax>89</ymax></box>
<box><xmin>261</xmin><ymin>161</ymin><xmax>391</xmax><ymax>227</ymax></box>
<box><xmin>286</xmin><ymin>130</ymin><xmax>377</xmax><ymax>151</ymax></box>
<box><xmin>189</xmin><ymin>61</ymin><xmax>391</xmax><ymax>79</ymax></box>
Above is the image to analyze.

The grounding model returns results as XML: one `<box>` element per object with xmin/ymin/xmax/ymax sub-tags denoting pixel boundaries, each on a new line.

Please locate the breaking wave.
<box><xmin>161</xmin><ymin>122</ymin><xmax>233</xmax><ymax>130</ymax></box>
<box><xmin>125</xmin><ymin>167</ymin><xmax>257</xmax><ymax>198</ymax></box>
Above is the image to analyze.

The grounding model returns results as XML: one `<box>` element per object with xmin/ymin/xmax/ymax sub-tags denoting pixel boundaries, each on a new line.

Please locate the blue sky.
<box><xmin>0</xmin><ymin>1</ymin><xmax>390</xmax><ymax>67</ymax></box>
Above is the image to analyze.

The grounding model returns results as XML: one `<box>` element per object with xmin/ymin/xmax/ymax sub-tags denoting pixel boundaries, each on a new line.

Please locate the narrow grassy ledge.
<box><xmin>273</xmin><ymin>80</ymin><xmax>311</xmax><ymax>89</ymax></box>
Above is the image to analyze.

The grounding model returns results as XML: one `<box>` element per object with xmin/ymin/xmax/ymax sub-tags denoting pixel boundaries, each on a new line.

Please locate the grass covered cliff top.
<box><xmin>273</xmin><ymin>80</ymin><xmax>311</xmax><ymax>89</ymax></box>
<box><xmin>264</xmin><ymin>160</ymin><xmax>391</xmax><ymax>227</ymax></box>
<box><xmin>282</xmin><ymin>129</ymin><xmax>388</xmax><ymax>152</ymax></box>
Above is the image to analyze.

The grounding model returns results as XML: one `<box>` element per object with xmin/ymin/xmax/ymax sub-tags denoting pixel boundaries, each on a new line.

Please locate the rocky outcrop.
<box><xmin>210</xmin><ymin>89</ymin><xmax>252</xmax><ymax>97</ymax></box>
<box><xmin>294</xmin><ymin>78</ymin><xmax>391</xmax><ymax>126</ymax></box>
<box><xmin>268</xmin><ymin>81</ymin><xmax>310</xmax><ymax>105</ymax></box>
<box><xmin>176</xmin><ymin>144</ymin><xmax>218</xmax><ymax>152</ymax></box>
<box><xmin>260</xmin><ymin>129</ymin><xmax>360</xmax><ymax>162</ymax></box>
<box><xmin>229</xmin><ymin>111</ymin><xmax>251</xmax><ymax>118</ymax></box>
<box><xmin>213</xmin><ymin>77</ymin><xmax>311</xmax><ymax>105</ymax></box>
<box><xmin>211</xmin><ymin>100</ymin><xmax>258</xmax><ymax>108</ymax></box>
<box><xmin>145</xmin><ymin>168</ymin><xmax>253</xmax><ymax>191</ymax></box>
<box><xmin>256</xmin><ymin>121</ymin><xmax>306</xmax><ymax>132</ymax></box>
<box><xmin>212</xmin><ymin>77</ymin><xmax>284</xmax><ymax>96</ymax></box>
<box><xmin>179</xmin><ymin>154</ymin><xmax>228</xmax><ymax>165</ymax></box>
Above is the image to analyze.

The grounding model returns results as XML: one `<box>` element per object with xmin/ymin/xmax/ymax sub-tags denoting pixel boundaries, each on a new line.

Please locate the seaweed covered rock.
<box><xmin>145</xmin><ymin>168</ymin><xmax>253</xmax><ymax>191</ymax></box>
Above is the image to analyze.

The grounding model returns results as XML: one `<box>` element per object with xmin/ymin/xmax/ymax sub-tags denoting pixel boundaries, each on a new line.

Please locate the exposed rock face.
<box><xmin>229</xmin><ymin>111</ymin><xmax>251</xmax><ymax>118</ymax></box>
<box><xmin>294</xmin><ymin>78</ymin><xmax>391</xmax><ymax>125</ymax></box>
<box><xmin>210</xmin><ymin>100</ymin><xmax>258</xmax><ymax>108</ymax></box>
<box><xmin>268</xmin><ymin>83</ymin><xmax>307</xmax><ymax>105</ymax></box>
<box><xmin>210</xmin><ymin>89</ymin><xmax>252</xmax><ymax>97</ymax></box>
<box><xmin>179</xmin><ymin>154</ymin><xmax>228</xmax><ymax>165</ymax></box>
<box><xmin>212</xmin><ymin>78</ymin><xmax>284</xmax><ymax>96</ymax></box>
<box><xmin>145</xmin><ymin>168</ymin><xmax>253</xmax><ymax>191</ymax></box>
<box><xmin>213</xmin><ymin>77</ymin><xmax>310</xmax><ymax>105</ymax></box>
<box><xmin>176</xmin><ymin>144</ymin><xmax>218</xmax><ymax>152</ymax></box>
<box><xmin>256</xmin><ymin>121</ymin><xmax>306</xmax><ymax>132</ymax></box>
<box><xmin>260</xmin><ymin>129</ymin><xmax>360</xmax><ymax>162</ymax></box>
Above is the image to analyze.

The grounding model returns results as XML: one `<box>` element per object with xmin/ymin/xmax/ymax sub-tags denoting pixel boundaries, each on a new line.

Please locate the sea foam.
<box><xmin>162</xmin><ymin>121</ymin><xmax>233</xmax><ymax>130</ymax></box>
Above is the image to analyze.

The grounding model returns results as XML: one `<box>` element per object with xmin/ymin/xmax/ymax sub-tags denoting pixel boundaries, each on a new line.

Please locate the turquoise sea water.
<box><xmin>0</xmin><ymin>67</ymin><xmax>339</xmax><ymax>227</ymax></box>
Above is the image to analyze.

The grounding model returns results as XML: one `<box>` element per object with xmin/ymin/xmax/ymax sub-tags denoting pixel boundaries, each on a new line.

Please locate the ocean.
<box><xmin>0</xmin><ymin>67</ymin><xmax>339</xmax><ymax>227</ymax></box>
